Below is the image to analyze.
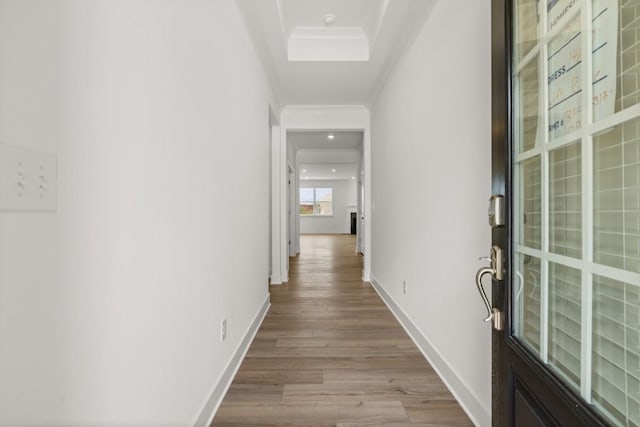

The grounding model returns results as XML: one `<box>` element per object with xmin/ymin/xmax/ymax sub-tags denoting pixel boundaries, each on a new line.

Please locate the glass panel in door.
<box><xmin>511</xmin><ymin>0</ymin><xmax>640</xmax><ymax>424</ymax></box>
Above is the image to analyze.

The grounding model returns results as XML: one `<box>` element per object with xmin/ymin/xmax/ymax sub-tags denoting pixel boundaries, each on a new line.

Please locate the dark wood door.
<box><xmin>491</xmin><ymin>0</ymin><xmax>640</xmax><ymax>425</ymax></box>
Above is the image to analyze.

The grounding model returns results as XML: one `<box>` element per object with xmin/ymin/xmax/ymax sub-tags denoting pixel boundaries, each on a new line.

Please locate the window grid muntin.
<box><xmin>299</xmin><ymin>187</ymin><xmax>333</xmax><ymax>216</ymax></box>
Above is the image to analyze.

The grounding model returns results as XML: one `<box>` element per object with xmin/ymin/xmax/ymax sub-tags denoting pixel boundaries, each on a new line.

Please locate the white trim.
<box><xmin>591</xmin><ymin>263</ymin><xmax>640</xmax><ymax>286</ymax></box>
<box><xmin>281</xmin><ymin>125</ymin><xmax>289</xmax><ymax>283</ymax></box>
<box><xmin>515</xmin><ymin>248</ymin><xmax>640</xmax><ymax>287</ymax></box>
<box><xmin>516</xmin><ymin>245</ymin><xmax>543</xmax><ymax>258</ymax></box>
<box><xmin>370</xmin><ymin>276</ymin><xmax>491</xmax><ymax>427</ymax></box>
<box><xmin>289</xmin><ymin>27</ymin><xmax>368</xmax><ymax>40</ymax></box>
<box><xmin>515</xmin><ymin>147</ymin><xmax>543</xmax><ymax>163</ymax></box>
<box><xmin>271</xmin><ymin>125</ymin><xmax>284</xmax><ymax>285</ymax></box>
<box><xmin>280</xmin><ymin>106</ymin><xmax>372</xmax><ymax>281</ymax></box>
<box><xmin>514</xmin><ymin>43</ymin><xmax>541</xmax><ymax>75</ymax></box>
<box><xmin>270</xmin><ymin>273</ymin><xmax>282</xmax><ymax>285</ymax></box>
<box><xmin>547</xmin><ymin>252</ymin><xmax>584</xmax><ymax>270</ymax></box>
<box><xmin>546</xmin><ymin>131</ymin><xmax>583</xmax><ymax>151</ymax></box>
<box><xmin>193</xmin><ymin>295</ymin><xmax>271</xmax><ymax>427</ymax></box>
<box><xmin>541</xmin><ymin>258</ymin><xmax>550</xmax><ymax>363</ymax></box>
<box><xmin>580</xmin><ymin>1</ymin><xmax>593</xmax><ymax>400</ymax></box>
<box><xmin>580</xmin><ymin>269</ymin><xmax>593</xmax><ymax>400</ymax></box>
<box><xmin>274</xmin><ymin>0</ymin><xmax>288</xmax><ymax>49</ymax></box>
<box><xmin>363</xmin><ymin>126</ymin><xmax>372</xmax><ymax>281</ymax></box>
<box><xmin>540</xmin><ymin>8</ymin><xmax>550</xmax><ymax>363</ymax></box>
<box><xmin>590</xmin><ymin>102</ymin><xmax>640</xmax><ymax>135</ymax></box>
<box><xmin>541</xmin><ymin>142</ymin><xmax>550</xmax><ymax>364</ymax></box>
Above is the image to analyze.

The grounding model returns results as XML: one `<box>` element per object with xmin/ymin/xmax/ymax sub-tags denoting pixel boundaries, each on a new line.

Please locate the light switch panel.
<box><xmin>0</xmin><ymin>144</ymin><xmax>57</xmax><ymax>211</ymax></box>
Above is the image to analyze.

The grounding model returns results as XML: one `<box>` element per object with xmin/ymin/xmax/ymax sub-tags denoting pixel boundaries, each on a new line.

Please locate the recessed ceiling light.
<box><xmin>322</xmin><ymin>13</ymin><xmax>336</xmax><ymax>26</ymax></box>
<box><xmin>302</xmin><ymin>169</ymin><xmax>307</xmax><ymax>173</ymax></box>
<box><xmin>332</xmin><ymin>169</ymin><xmax>336</xmax><ymax>172</ymax></box>
<box><xmin>351</xmin><ymin>176</ymin><xmax>355</xmax><ymax>179</ymax></box>
<box><xmin>327</xmin><ymin>134</ymin><xmax>335</xmax><ymax>140</ymax></box>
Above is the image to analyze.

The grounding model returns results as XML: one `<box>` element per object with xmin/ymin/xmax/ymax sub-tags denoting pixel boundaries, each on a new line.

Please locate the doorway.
<box><xmin>350</xmin><ymin>212</ymin><xmax>357</xmax><ymax>235</ymax></box>
<box><xmin>287</xmin><ymin>130</ymin><xmax>363</xmax><ymax>255</ymax></box>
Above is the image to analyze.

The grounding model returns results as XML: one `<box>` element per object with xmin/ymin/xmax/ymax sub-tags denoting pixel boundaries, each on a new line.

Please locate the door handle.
<box><xmin>475</xmin><ymin>267</ymin><xmax>495</xmax><ymax>322</ymax></box>
<box><xmin>474</xmin><ymin>245</ymin><xmax>504</xmax><ymax>330</ymax></box>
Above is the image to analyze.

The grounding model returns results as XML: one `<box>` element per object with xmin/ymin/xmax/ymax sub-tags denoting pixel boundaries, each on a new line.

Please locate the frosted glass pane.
<box><xmin>315</xmin><ymin>188</ymin><xmax>332</xmax><ymax>202</ymax></box>
<box><xmin>548</xmin><ymin>263</ymin><xmax>582</xmax><ymax>387</ymax></box>
<box><xmin>516</xmin><ymin>56</ymin><xmax>542</xmax><ymax>153</ymax></box>
<box><xmin>513</xmin><ymin>254</ymin><xmax>542</xmax><ymax>353</ymax></box>
<box><xmin>593</xmin><ymin>0</ymin><xmax>640</xmax><ymax>121</ymax></box>
<box><xmin>520</xmin><ymin>156</ymin><xmax>542</xmax><ymax>249</ymax></box>
<box><xmin>592</xmin><ymin>275</ymin><xmax>640</xmax><ymax>426</ymax></box>
<box><xmin>550</xmin><ymin>143</ymin><xmax>582</xmax><ymax>258</ymax></box>
<box><xmin>514</xmin><ymin>0</ymin><xmax>540</xmax><ymax>62</ymax></box>
<box><xmin>594</xmin><ymin>117</ymin><xmax>640</xmax><ymax>273</ymax></box>
<box><xmin>548</xmin><ymin>15</ymin><xmax>582</xmax><ymax>141</ymax></box>
<box><xmin>509</xmin><ymin>2</ymin><xmax>640</xmax><ymax>425</ymax></box>
<box><xmin>299</xmin><ymin>188</ymin><xmax>314</xmax><ymax>203</ymax></box>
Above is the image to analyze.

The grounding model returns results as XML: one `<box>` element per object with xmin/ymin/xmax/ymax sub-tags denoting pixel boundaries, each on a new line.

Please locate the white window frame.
<box><xmin>299</xmin><ymin>187</ymin><xmax>333</xmax><ymax>217</ymax></box>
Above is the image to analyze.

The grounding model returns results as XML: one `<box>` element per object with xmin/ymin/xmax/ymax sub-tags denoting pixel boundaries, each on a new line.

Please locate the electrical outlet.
<box><xmin>0</xmin><ymin>144</ymin><xmax>57</xmax><ymax>211</ymax></box>
<box><xmin>403</xmin><ymin>280</ymin><xmax>408</xmax><ymax>296</ymax></box>
<box><xmin>221</xmin><ymin>318</ymin><xmax>227</xmax><ymax>342</ymax></box>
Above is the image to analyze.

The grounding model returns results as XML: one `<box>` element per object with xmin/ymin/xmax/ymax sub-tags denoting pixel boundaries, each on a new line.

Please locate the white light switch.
<box><xmin>0</xmin><ymin>144</ymin><xmax>57</xmax><ymax>211</ymax></box>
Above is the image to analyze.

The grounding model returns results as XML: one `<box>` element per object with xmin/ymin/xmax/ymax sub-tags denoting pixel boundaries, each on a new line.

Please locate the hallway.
<box><xmin>0</xmin><ymin>1</ymin><xmax>494</xmax><ymax>424</ymax></box>
<box><xmin>212</xmin><ymin>235</ymin><xmax>472</xmax><ymax>426</ymax></box>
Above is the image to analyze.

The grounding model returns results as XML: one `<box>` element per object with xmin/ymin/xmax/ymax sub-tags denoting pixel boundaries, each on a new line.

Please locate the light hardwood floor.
<box><xmin>212</xmin><ymin>234</ymin><xmax>472</xmax><ymax>427</ymax></box>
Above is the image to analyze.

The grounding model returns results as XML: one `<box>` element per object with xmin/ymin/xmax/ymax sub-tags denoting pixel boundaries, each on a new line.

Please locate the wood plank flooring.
<box><xmin>212</xmin><ymin>234</ymin><xmax>472</xmax><ymax>427</ymax></box>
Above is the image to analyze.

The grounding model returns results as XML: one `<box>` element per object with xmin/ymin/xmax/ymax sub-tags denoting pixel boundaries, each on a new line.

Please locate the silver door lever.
<box><xmin>476</xmin><ymin>267</ymin><xmax>495</xmax><ymax>322</ymax></box>
<box><xmin>474</xmin><ymin>246</ymin><xmax>504</xmax><ymax>330</ymax></box>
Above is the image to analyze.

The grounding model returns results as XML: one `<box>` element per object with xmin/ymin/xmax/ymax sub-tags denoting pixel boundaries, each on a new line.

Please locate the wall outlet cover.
<box><xmin>0</xmin><ymin>143</ymin><xmax>57</xmax><ymax>211</ymax></box>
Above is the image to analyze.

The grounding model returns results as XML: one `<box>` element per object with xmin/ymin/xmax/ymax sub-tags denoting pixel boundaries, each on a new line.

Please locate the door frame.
<box><xmin>288</xmin><ymin>162</ymin><xmax>297</xmax><ymax>257</ymax></box>
<box><xmin>277</xmin><ymin>106</ymin><xmax>372</xmax><ymax>282</ymax></box>
<box><xmin>491</xmin><ymin>0</ymin><xmax>616</xmax><ymax>424</ymax></box>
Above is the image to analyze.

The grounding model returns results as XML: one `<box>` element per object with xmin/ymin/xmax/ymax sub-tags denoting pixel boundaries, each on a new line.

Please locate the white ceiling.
<box><xmin>236</xmin><ymin>0</ymin><xmax>438</xmax><ymax>105</ymax></box>
<box><xmin>237</xmin><ymin>1</ymin><xmax>437</xmax><ymax>176</ymax></box>
<box><xmin>288</xmin><ymin>131</ymin><xmax>363</xmax><ymax>151</ymax></box>
<box><xmin>279</xmin><ymin>0</ymin><xmax>386</xmax><ymax>40</ymax></box>
<box><xmin>299</xmin><ymin>163</ymin><xmax>359</xmax><ymax>181</ymax></box>
<box><xmin>289</xmin><ymin>131</ymin><xmax>362</xmax><ymax>180</ymax></box>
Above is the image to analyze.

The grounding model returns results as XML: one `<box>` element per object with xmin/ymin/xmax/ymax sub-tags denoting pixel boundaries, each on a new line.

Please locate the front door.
<box><xmin>491</xmin><ymin>0</ymin><xmax>640</xmax><ymax>425</ymax></box>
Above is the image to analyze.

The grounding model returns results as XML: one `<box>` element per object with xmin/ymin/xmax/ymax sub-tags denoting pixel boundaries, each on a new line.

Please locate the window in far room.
<box><xmin>300</xmin><ymin>187</ymin><xmax>332</xmax><ymax>216</ymax></box>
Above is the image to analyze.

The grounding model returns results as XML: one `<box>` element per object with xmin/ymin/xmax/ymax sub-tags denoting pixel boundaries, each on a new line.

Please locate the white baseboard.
<box><xmin>270</xmin><ymin>273</ymin><xmax>282</xmax><ymax>285</ymax></box>
<box><xmin>193</xmin><ymin>294</ymin><xmax>271</xmax><ymax>427</ymax></box>
<box><xmin>370</xmin><ymin>277</ymin><xmax>490</xmax><ymax>427</ymax></box>
<box><xmin>362</xmin><ymin>270</ymin><xmax>370</xmax><ymax>282</ymax></box>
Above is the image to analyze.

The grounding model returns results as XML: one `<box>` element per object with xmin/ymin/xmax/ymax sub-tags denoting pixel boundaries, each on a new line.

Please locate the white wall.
<box><xmin>370</xmin><ymin>1</ymin><xmax>492</xmax><ymax>425</ymax></box>
<box><xmin>300</xmin><ymin>179</ymin><xmax>357</xmax><ymax>234</ymax></box>
<box><xmin>0</xmin><ymin>1</ymin><xmax>274</xmax><ymax>425</ymax></box>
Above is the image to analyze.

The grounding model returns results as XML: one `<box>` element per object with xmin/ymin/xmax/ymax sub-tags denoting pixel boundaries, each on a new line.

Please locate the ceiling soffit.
<box><xmin>236</xmin><ymin>0</ymin><xmax>437</xmax><ymax>105</ymax></box>
<box><xmin>279</xmin><ymin>0</ymin><xmax>390</xmax><ymax>62</ymax></box>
